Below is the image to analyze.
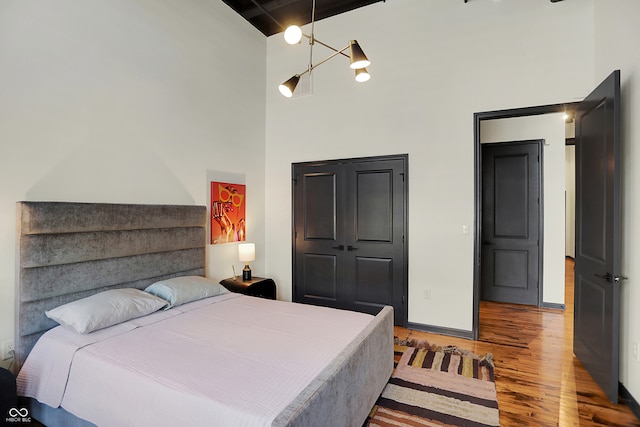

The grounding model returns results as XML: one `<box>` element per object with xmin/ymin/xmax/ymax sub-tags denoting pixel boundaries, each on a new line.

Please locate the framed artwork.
<box><xmin>210</xmin><ymin>181</ymin><xmax>246</xmax><ymax>244</ymax></box>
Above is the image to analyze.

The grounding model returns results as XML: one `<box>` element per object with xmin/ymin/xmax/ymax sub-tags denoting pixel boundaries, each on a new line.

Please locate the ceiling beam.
<box><xmin>243</xmin><ymin>0</ymin><xmax>299</xmax><ymax>20</ymax></box>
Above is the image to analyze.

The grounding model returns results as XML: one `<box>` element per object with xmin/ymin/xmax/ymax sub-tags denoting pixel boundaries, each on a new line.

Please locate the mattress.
<box><xmin>17</xmin><ymin>293</ymin><xmax>376</xmax><ymax>427</ymax></box>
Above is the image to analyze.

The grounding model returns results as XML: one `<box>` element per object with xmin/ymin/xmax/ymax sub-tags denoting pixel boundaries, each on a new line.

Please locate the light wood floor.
<box><xmin>395</xmin><ymin>258</ymin><xmax>640</xmax><ymax>426</ymax></box>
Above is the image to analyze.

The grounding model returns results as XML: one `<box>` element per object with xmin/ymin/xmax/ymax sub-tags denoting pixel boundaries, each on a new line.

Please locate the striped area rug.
<box><xmin>365</xmin><ymin>339</ymin><xmax>499</xmax><ymax>427</ymax></box>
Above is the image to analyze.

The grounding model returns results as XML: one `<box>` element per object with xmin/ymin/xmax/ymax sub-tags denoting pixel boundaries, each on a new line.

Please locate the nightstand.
<box><xmin>219</xmin><ymin>276</ymin><xmax>276</xmax><ymax>300</ymax></box>
<box><xmin>1</xmin><ymin>367</ymin><xmax>17</xmax><ymax>423</ymax></box>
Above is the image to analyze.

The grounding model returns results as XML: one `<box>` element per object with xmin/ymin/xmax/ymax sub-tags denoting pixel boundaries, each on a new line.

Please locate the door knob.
<box><xmin>332</xmin><ymin>245</ymin><xmax>345</xmax><ymax>250</ymax></box>
<box><xmin>347</xmin><ymin>245</ymin><xmax>358</xmax><ymax>251</ymax></box>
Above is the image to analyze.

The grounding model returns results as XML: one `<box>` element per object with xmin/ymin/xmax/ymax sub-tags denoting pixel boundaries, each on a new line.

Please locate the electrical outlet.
<box><xmin>633</xmin><ymin>341</ymin><xmax>639</xmax><ymax>361</ymax></box>
<box><xmin>2</xmin><ymin>340</ymin><xmax>14</xmax><ymax>360</ymax></box>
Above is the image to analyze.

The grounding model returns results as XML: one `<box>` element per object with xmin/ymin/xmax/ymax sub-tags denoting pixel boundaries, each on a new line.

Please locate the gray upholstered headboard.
<box><xmin>14</xmin><ymin>202</ymin><xmax>207</xmax><ymax>371</ymax></box>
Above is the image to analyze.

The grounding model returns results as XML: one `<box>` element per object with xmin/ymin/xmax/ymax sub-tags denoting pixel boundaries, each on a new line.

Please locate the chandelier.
<box><xmin>278</xmin><ymin>0</ymin><xmax>371</xmax><ymax>97</ymax></box>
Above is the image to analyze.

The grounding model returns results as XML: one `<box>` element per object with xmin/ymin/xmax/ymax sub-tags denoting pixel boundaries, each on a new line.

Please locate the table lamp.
<box><xmin>238</xmin><ymin>243</ymin><xmax>255</xmax><ymax>281</ymax></box>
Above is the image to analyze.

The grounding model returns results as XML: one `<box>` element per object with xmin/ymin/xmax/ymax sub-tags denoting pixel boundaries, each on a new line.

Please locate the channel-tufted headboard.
<box><xmin>14</xmin><ymin>202</ymin><xmax>207</xmax><ymax>371</ymax></box>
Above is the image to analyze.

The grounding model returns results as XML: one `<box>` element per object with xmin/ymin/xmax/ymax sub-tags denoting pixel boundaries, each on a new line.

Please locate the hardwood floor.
<box><xmin>395</xmin><ymin>258</ymin><xmax>640</xmax><ymax>426</ymax></box>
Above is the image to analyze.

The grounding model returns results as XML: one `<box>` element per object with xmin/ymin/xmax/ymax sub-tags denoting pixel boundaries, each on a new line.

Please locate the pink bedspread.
<box><xmin>18</xmin><ymin>293</ymin><xmax>374</xmax><ymax>427</ymax></box>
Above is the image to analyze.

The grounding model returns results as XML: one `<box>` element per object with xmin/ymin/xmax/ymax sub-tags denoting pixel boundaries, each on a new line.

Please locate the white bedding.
<box><xmin>17</xmin><ymin>293</ymin><xmax>375</xmax><ymax>427</ymax></box>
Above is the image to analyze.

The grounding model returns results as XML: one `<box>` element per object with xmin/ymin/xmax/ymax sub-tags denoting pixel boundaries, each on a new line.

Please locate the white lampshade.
<box><xmin>238</xmin><ymin>243</ymin><xmax>255</xmax><ymax>262</ymax></box>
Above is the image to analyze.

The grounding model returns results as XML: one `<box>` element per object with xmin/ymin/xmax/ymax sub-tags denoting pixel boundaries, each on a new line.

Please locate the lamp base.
<box><xmin>242</xmin><ymin>264</ymin><xmax>252</xmax><ymax>281</ymax></box>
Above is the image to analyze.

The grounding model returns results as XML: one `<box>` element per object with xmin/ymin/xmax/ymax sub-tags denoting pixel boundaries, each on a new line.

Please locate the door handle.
<box><xmin>614</xmin><ymin>275</ymin><xmax>629</xmax><ymax>284</ymax></box>
<box><xmin>332</xmin><ymin>245</ymin><xmax>345</xmax><ymax>250</ymax></box>
<box><xmin>594</xmin><ymin>272</ymin><xmax>612</xmax><ymax>282</ymax></box>
<box><xmin>347</xmin><ymin>245</ymin><xmax>358</xmax><ymax>251</ymax></box>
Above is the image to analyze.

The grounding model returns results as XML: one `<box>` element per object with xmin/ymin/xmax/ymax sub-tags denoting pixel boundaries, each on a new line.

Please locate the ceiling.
<box><xmin>221</xmin><ymin>0</ymin><xmax>385</xmax><ymax>37</ymax></box>
<box><xmin>222</xmin><ymin>0</ymin><xmax>565</xmax><ymax>37</ymax></box>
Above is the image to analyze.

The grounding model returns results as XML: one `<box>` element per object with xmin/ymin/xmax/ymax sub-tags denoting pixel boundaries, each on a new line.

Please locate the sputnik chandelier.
<box><xmin>278</xmin><ymin>0</ymin><xmax>371</xmax><ymax>97</ymax></box>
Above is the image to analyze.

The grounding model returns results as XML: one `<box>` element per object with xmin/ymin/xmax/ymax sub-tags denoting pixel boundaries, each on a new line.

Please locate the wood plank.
<box><xmin>395</xmin><ymin>258</ymin><xmax>640</xmax><ymax>426</ymax></box>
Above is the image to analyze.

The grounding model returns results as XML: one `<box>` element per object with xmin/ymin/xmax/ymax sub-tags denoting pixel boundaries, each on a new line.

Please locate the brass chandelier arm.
<box><xmin>293</xmin><ymin>44</ymin><xmax>350</xmax><ymax>78</ymax></box>
<box><xmin>300</xmin><ymin>33</ymin><xmax>350</xmax><ymax>59</ymax></box>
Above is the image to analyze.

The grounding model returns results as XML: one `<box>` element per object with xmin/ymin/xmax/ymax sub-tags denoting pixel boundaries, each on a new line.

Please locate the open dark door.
<box><xmin>573</xmin><ymin>70</ymin><xmax>622</xmax><ymax>403</ymax></box>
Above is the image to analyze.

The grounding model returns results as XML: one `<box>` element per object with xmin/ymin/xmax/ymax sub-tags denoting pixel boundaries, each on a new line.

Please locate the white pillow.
<box><xmin>145</xmin><ymin>275</ymin><xmax>229</xmax><ymax>309</ymax></box>
<box><xmin>46</xmin><ymin>288</ymin><xmax>168</xmax><ymax>334</ymax></box>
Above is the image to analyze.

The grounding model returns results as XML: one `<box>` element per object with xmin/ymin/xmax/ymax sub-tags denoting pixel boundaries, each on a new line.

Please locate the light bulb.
<box><xmin>279</xmin><ymin>84</ymin><xmax>294</xmax><ymax>97</ymax></box>
<box><xmin>355</xmin><ymin>68</ymin><xmax>370</xmax><ymax>83</ymax></box>
<box><xmin>350</xmin><ymin>59</ymin><xmax>370</xmax><ymax>69</ymax></box>
<box><xmin>284</xmin><ymin>25</ymin><xmax>303</xmax><ymax>45</ymax></box>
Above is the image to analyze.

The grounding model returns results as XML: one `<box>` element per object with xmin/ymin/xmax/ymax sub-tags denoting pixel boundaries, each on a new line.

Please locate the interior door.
<box><xmin>344</xmin><ymin>158</ymin><xmax>406</xmax><ymax>323</ymax></box>
<box><xmin>481</xmin><ymin>141</ymin><xmax>541</xmax><ymax>305</ymax></box>
<box><xmin>292</xmin><ymin>162</ymin><xmax>344</xmax><ymax>307</ymax></box>
<box><xmin>292</xmin><ymin>155</ymin><xmax>407</xmax><ymax>325</ymax></box>
<box><xmin>573</xmin><ymin>70</ymin><xmax>622</xmax><ymax>403</ymax></box>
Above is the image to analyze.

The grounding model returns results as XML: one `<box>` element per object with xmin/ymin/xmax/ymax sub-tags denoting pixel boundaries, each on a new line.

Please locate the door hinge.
<box><xmin>402</xmin><ymin>295</ymin><xmax>406</xmax><ymax>304</ymax></box>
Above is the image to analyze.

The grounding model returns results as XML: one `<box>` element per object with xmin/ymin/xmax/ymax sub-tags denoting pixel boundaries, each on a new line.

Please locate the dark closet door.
<box><xmin>293</xmin><ymin>155</ymin><xmax>407</xmax><ymax>325</ymax></box>
<box><xmin>292</xmin><ymin>162</ymin><xmax>345</xmax><ymax>307</ymax></box>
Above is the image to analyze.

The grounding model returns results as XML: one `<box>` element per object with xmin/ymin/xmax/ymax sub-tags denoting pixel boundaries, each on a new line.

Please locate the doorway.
<box><xmin>476</xmin><ymin>111</ymin><xmax>570</xmax><ymax>325</ymax></box>
<box><xmin>473</xmin><ymin>70</ymin><xmax>622</xmax><ymax>404</ymax></box>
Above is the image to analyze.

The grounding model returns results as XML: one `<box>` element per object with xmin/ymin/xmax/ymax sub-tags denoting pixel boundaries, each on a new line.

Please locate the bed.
<box><xmin>14</xmin><ymin>201</ymin><xmax>393</xmax><ymax>427</ymax></box>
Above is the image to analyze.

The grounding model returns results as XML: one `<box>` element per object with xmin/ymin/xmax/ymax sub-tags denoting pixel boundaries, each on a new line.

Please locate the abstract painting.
<box><xmin>210</xmin><ymin>181</ymin><xmax>246</xmax><ymax>244</ymax></box>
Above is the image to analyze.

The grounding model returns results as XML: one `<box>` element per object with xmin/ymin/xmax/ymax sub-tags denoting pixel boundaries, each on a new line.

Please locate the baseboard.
<box><xmin>406</xmin><ymin>322</ymin><xmax>474</xmax><ymax>340</ymax></box>
<box><xmin>541</xmin><ymin>302</ymin><xmax>566</xmax><ymax>310</ymax></box>
<box><xmin>620</xmin><ymin>383</ymin><xmax>640</xmax><ymax>421</ymax></box>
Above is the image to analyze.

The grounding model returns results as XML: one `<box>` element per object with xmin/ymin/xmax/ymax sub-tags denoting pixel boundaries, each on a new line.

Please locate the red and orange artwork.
<box><xmin>210</xmin><ymin>181</ymin><xmax>246</xmax><ymax>244</ymax></box>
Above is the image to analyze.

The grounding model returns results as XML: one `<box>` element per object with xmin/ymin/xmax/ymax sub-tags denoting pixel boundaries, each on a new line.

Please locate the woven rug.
<box><xmin>365</xmin><ymin>339</ymin><xmax>500</xmax><ymax>427</ymax></box>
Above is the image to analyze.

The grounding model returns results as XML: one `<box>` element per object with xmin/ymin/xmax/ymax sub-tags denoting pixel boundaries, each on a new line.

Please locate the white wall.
<box><xmin>0</xmin><ymin>0</ymin><xmax>266</xmax><ymax>369</ymax></box>
<box><xmin>265</xmin><ymin>0</ymin><xmax>593</xmax><ymax>331</ymax></box>
<box><xmin>480</xmin><ymin>114</ymin><xmax>567</xmax><ymax>306</ymax></box>
<box><xmin>594</xmin><ymin>0</ymin><xmax>640</xmax><ymax>405</ymax></box>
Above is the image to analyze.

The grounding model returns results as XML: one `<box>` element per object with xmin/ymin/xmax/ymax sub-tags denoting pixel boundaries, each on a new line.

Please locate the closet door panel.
<box><xmin>303</xmin><ymin>173</ymin><xmax>337</xmax><ymax>240</ymax></box>
<box><xmin>353</xmin><ymin>256</ymin><xmax>393</xmax><ymax>314</ymax></box>
<box><xmin>301</xmin><ymin>253</ymin><xmax>338</xmax><ymax>301</ymax></box>
<box><xmin>355</xmin><ymin>170</ymin><xmax>393</xmax><ymax>243</ymax></box>
<box><xmin>293</xmin><ymin>165</ymin><xmax>346</xmax><ymax>305</ymax></box>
